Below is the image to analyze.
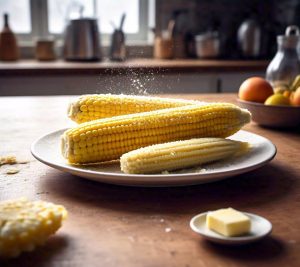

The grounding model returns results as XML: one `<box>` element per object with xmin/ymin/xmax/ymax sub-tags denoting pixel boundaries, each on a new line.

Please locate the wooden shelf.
<box><xmin>0</xmin><ymin>59</ymin><xmax>269</xmax><ymax>75</ymax></box>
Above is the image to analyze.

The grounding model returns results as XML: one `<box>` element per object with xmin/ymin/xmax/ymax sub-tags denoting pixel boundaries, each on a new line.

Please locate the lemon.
<box><xmin>264</xmin><ymin>94</ymin><xmax>290</xmax><ymax>106</ymax></box>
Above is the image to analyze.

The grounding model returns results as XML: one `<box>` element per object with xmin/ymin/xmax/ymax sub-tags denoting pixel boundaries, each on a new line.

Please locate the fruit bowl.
<box><xmin>237</xmin><ymin>99</ymin><xmax>300</xmax><ymax>128</ymax></box>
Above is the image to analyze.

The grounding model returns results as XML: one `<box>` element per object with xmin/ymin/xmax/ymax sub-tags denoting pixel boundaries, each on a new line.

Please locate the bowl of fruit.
<box><xmin>237</xmin><ymin>76</ymin><xmax>300</xmax><ymax>128</ymax></box>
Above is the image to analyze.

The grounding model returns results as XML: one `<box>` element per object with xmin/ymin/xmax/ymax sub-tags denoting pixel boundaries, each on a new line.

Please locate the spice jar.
<box><xmin>35</xmin><ymin>38</ymin><xmax>56</xmax><ymax>61</ymax></box>
<box><xmin>266</xmin><ymin>25</ymin><xmax>300</xmax><ymax>93</ymax></box>
<box><xmin>154</xmin><ymin>36</ymin><xmax>173</xmax><ymax>59</ymax></box>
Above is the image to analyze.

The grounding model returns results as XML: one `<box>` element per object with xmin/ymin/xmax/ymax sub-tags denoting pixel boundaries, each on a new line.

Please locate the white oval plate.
<box><xmin>31</xmin><ymin>129</ymin><xmax>276</xmax><ymax>187</ymax></box>
<box><xmin>190</xmin><ymin>212</ymin><xmax>272</xmax><ymax>245</ymax></box>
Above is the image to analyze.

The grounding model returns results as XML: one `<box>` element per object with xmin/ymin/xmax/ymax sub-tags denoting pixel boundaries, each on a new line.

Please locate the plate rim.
<box><xmin>190</xmin><ymin>211</ymin><xmax>273</xmax><ymax>244</ymax></box>
<box><xmin>31</xmin><ymin>128</ymin><xmax>277</xmax><ymax>186</ymax></box>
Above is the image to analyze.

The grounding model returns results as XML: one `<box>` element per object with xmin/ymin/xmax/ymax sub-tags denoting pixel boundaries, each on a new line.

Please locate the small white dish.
<box><xmin>190</xmin><ymin>212</ymin><xmax>272</xmax><ymax>245</ymax></box>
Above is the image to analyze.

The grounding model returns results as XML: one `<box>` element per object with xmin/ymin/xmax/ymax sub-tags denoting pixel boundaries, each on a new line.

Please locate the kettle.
<box><xmin>64</xmin><ymin>18</ymin><xmax>102</xmax><ymax>61</ymax></box>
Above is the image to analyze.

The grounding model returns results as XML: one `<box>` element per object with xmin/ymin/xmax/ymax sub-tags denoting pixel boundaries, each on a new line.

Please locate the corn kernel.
<box><xmin>0</xmin><ymin>198</ymin><xmax>67</xmax><ymax>258</ymax></box>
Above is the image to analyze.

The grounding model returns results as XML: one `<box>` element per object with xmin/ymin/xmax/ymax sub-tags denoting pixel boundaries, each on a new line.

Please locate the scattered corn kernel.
<box><xmin>0</xmin><ymin>156</ymin><xmax>29</xmax><ymax>166</ymax></box>
<box><xmin>0</xmin><ymin>198</ymin><xmax>67</xmax><ymax>258</ymax></box>
<box><xmin>0</xmin><ymin>156</ymin><xmax>17</xmax><ymax>166</ymax></box>
<box><xmin>17</xmin><ymin>159</ymin><xmax>30</xmax><ymax>164</ymax></box>
<box><xmin>6</xmin><ymin>168</ymin><xmax>20</xmax><ymax>174</ymax></box>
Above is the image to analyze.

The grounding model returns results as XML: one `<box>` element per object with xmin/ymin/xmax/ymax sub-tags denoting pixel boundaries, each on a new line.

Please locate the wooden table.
<box><xmin>1</xmin><ymin>94</ymin><xmax>299</xmax><ymax>267</ymax></box>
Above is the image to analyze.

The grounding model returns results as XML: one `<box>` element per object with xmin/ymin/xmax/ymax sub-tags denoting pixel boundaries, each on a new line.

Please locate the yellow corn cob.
<box><xmin>0</xmin><ymin>198</ymin><xmax>67</xmax><ymax>258</ymax></box>
<box><xmin>61</xmin><ymin>103</ymin><xmax>251</xmax><ymax>164</ymax></box>
<box><xmin>68</xmin><ymin>94</ymin><xmax>202</xmax><ymax>123</ymax></box>
<box><xmin>120</xmin><ymin>138</ymin><xmax>248</xmax><ymax>174</ymax></box>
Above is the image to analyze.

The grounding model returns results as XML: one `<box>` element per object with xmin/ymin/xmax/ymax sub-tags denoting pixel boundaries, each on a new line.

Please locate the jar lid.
<box><xmin>195</xmin><ymin>31</ymin><xmax>218</xmax><ymax>41</ymax></box>
<box><xmin>277</xmin><ymin>25</ymin><xmax>300</xmax><ymax>48</ymax></box>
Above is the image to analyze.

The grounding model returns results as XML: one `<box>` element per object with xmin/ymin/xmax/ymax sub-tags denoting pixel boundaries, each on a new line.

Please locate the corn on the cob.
<box><xmin>68</xmin><ymin>94</ymin><xmax>202</xmax><ymax>123</ymax></box>
<box><xmin>61</xmin><ymin>103</ymin><xmax>251</xmax><ymax>164</ymax></box>
<box><xmin>120</xmin><ymin>138</ymin><xmax>248</xmax><ymax>174</ymax></box>
<box><xmin>0</xmin><ymin>198</ymin><xmax>67</xmax><ymax>258</ymax></box>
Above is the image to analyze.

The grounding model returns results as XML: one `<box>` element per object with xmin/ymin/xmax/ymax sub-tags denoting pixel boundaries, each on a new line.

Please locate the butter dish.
<box><xmin>190</xmin><ymin>211</ymin><xmax>272</xmax><ymax>245</ymax></box>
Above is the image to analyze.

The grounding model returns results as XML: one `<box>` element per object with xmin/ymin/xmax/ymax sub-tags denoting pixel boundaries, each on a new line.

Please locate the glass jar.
<box><xmin>266</xmin><ymin>25</ymin><xmax>300</xmax><ymax>93</ymax></box>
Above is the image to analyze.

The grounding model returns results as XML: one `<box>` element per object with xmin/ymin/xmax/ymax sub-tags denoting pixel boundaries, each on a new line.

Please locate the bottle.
<box><xmin>109</xmin><ymin>13</ymin><xmax>126</xmax><ymax>61</ymax></box>
<box><xmin>0</xmin><ymin>13</ymin><xmax>19</xmax><ymax>61</ymax></box>
<box><xmin>237</xmin><ymin>19</ymin><xmax>261</xmax><ymax>58</ymax></box>
<box><xmin>266</xmin><ymin>25</ymin><xmax>300</xmax><ymax>93</ymax></box>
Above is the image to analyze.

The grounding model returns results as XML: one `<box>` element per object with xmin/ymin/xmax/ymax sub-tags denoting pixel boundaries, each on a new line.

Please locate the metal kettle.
<box><xmin>64</xmin><ymin>18</ymin><xmax>102</xmax><ymax>61</ymax></box>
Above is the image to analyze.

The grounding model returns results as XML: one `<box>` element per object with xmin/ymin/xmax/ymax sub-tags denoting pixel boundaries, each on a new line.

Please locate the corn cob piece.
<box><xmin>61</xmin><ymin>103</ymin><xmax>251</xmax><ymax>164</ymax></box>
<box><xmin>0</xmin><ymin>198</ymin><xmax>67</xmax><ymax>258</ymax></box>
<box><xmin>120</xmin><ymin>138</ymin><xmax>248</xmax><ymax>174</ymax></box>
<box><xmin>68</xmin><ymin>94</ymin><xmax>202</xmax><ymax>123</ymax></box>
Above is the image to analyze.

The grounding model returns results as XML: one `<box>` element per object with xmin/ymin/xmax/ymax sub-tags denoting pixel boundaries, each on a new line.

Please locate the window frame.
<box><xmin>13</xmin><ymin>0</ymin><xmax>154</xmax><ymax>46</ymax></box>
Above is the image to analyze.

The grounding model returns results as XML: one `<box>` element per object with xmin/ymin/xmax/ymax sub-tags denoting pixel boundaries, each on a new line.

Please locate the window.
<box><xmin>48</xmin><ymin>0</ymin><xmax>139</xmax><ymax>34</ymax></box>
<box><xmin>0</xmin><ymin>0</ymin><xmax>154</xmax><ymax>44</ymax></box>
<box><xmin>48</xmin><ymin>0</ymin><xmax>94</xmax><ymax>34</ymax></box>
<box><xmin>0</xmin><ymin>0</ymin><xmax>31</xmax><ymax>33</ymax></box>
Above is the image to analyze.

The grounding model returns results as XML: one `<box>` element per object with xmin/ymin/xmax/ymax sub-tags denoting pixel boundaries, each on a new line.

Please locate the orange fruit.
<box><xmin>238</xmin><ymin>77</ymin><xmax>274</xmax><ymax>103</ymax></box>
<box><xmin>282</xmin><ymin>90</ymin><xmax>291</xmax><ymax>98</ymax></box>
<box><xmin>290</xmin><ymin>87</ymin><xmax>300</xmax><ymax>106</ymax></box>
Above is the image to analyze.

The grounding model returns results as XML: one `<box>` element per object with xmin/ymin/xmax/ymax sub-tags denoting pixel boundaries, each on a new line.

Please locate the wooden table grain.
<box><xmin>1</xmin><ymin>94</ymin><xmax>299</xmax><ymax>267</ymax></box>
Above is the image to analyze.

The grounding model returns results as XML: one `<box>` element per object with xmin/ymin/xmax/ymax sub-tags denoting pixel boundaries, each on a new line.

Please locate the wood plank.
<box><xmin>0</xmin><ymin>59</ymin><xmax>269</xmax><ymax>75</ymax></box>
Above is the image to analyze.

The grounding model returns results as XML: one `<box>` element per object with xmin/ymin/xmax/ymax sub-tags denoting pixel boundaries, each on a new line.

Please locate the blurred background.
<box><xmin>0</xmin><ymin>0</ymin><xmax>299</xmax><ymax>95</ymax></box>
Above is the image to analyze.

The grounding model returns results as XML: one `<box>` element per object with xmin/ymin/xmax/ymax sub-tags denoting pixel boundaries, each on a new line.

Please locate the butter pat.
<box><xmin>206</xmin><ymin>208</ymin><xmax>251</xmax><ymax>237</ymax></box>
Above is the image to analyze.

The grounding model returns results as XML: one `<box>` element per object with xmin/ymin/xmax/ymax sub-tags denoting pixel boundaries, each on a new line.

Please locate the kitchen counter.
<box><xmin>1</xmin><ymin>94</ymin><xmax>299</xmax><ymax>267</ymax></box>
<box><xmin>0</xmin><ymin>59</ymin><xmax>269</xmax><ymax>75</ymax></box>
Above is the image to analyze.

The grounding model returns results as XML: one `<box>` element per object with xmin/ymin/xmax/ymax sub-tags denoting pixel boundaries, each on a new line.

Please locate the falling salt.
<box><xmin>97</xmin><ymin>65</ymin><xmax>178</xmax><ymax>95</ymax></box>
<box><xmin>165</xmin><ymin>227</ymin><xmax>172</xmax><ymax>233</ymax></box>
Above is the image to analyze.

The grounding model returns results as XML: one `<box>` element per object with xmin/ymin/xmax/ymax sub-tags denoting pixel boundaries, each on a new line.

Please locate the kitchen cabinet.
<box><xmin>217</xmin><ymin>72</ymin><xmax>265</xmax><ymax>93</ymax></box>
<box><xmin>0</xmin><ymin>72</ymin><xmax>265</xmax><ymax>96</ymax></box>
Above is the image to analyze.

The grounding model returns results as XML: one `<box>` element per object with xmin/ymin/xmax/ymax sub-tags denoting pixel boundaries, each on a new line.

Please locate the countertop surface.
<box><xmin>1</xmin><ymin>94</ymin><xmax>299</xmax><ymax>267</ymax></box>
<box><xmin>0</xmin><ymin>59</ymin><xmax>269</xmax><ymax>75</ymax></box>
